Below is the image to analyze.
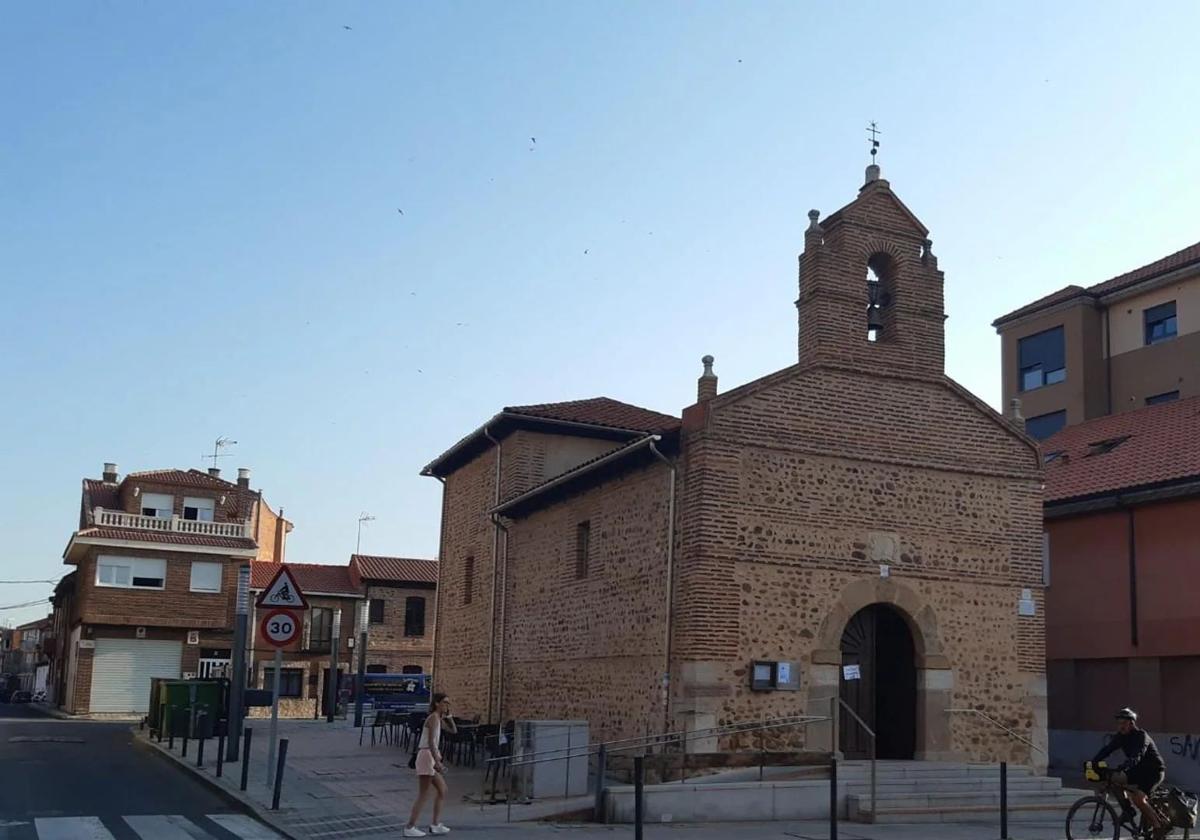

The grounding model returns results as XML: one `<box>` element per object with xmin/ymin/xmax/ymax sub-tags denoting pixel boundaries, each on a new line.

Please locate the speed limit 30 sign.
<box><xmin>260</xmin><ymin>609</ymin><xmax>301</xmax><ymax>648</ymax></box>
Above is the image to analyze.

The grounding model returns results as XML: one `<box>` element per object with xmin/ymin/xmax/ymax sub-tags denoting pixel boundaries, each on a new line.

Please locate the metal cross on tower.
<box><xmin>867</xmin><ymin>121</ymin><xmax>881</xmax><ymax>163</ymax></box>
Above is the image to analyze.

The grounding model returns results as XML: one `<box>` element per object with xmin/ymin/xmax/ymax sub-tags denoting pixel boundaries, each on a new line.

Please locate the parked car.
<box><xmin>10</xmin><ymin>690</ymin><xmax>31</xmax><ymax>703</ymax></box>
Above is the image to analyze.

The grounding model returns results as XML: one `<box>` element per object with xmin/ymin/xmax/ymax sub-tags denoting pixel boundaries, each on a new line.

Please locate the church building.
<box><xmin>422</xmin><ymin>163</ymin><xmax>1047</xmax><ymax>766</ymax></box>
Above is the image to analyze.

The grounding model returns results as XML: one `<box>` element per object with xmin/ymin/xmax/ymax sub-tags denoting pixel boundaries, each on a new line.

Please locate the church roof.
<box><xmin>421</xmin><ymin>397</ymin><xmax>679</xmax><ymax>477</ymax></box>
<box><xmin>994</xmin><ymin>239</ymin><xmax>1200</xmax><ymax>328</ymax></box>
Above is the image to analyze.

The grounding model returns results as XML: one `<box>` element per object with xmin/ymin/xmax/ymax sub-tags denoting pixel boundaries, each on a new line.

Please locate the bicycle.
<box><xmin>1065</xmin><ymin>762</ymin><xmax>1193</xmax><ymax>840</ymax></box>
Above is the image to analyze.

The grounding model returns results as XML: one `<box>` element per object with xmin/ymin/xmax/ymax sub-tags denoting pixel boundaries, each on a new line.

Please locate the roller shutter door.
<box><xmin>89</xmin><ymin>638</ymin><xmax>182</xmax><ymax>714</ymax></box>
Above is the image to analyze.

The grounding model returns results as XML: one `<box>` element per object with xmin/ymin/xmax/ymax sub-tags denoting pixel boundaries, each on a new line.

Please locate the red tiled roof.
<box><xmin>1042</xmin><ymin>396</ymin><xmax>1200</xmax><ymax>504</ymax></box>
<box><xmin>251</xmin><ymin>562</ymin><xmax>361</xmax><ymax>597</ymax></box>
<box><xmin>505</xmin><ymin>397</ymin><xmax>680</xmax><ymax>433</ymax></box>
<box><xmin>995</xmin><ymin>240</ymin><xmax>1200</xmax><ymax>327</ymax></box>
<box><xmin>126</xmin><ymin>469</ymin><xmax>239</xmax><ymax>489</ymax></box>
<box><xmin>75</xmin><ymin>527</ymin><xmax>257</xmax><ymax>550</ymax></box>
<box><xmin>82</xmin><ymin>479</ymin><xmax>120</xmax><ymax>522</ymax></box>
<box><xmin>350</xmin><ymin>555</ymin><xmax>438</xmax><ymax>584</ymax></box>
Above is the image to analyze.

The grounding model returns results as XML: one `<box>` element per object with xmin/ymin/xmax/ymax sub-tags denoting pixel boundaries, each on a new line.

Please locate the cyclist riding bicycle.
<box><xmin>1091</xmin><ymin>707</ymin><xmax>1168</xmax><ymax>838</ymax></box>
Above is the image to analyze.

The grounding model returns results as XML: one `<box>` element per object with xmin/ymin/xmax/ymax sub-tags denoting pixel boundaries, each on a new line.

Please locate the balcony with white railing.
<box><xmin>93</xmin><ymin>507</ymin><xmax>252</xmax><ymax>539</ymax></box>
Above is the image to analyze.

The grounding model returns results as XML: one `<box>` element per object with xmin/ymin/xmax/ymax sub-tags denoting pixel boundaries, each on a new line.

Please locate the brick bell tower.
<box><xmin>796</xmin><ymin>162</ymin><xmax>946</xmax><ymax>377</ymax></box>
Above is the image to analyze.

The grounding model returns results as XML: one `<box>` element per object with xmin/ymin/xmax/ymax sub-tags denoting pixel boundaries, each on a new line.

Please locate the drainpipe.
<box><xmin>483</xmin><ymin>426</ymin><xmax>503</xmax><ymax>724</ymax></box>
<box><xmin>647</xmin><ymin>437</ymin><xmax>677</xmax><ymax>735</ymax></box>
<box><xmin>1104</xmin><ymin>307</ymin><xmax>1113</xmax><ymax>416</ymax></box>
<box><xmin>1124</xmin><ymin>502</ymin><xmax>1139</xmax><ymax>647</ymax></box>
<box><xmin>430</xmin><ymin>476</ymin><xmax>447</xmax><ymax>691</ymax></box>
<box><xmin>491</xmin><ymin>514</ymin><xmax>511</xmax><ymax>725</ymax></box>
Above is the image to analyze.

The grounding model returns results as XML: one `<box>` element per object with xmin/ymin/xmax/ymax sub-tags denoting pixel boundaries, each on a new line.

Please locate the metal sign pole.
<box><xmin>327</xmin><ymin>609</ymin><xmax>341</xmax><ymax>723</ymax></box>
<box><xmin>227</xmin><ymin>565</ymin><xmax>250</xmax><ymax>761</ymax></box>
<box><xmin>266</xmin><ymin>648</ymin><xmax>282</xmax><ymax>786</ymax></box>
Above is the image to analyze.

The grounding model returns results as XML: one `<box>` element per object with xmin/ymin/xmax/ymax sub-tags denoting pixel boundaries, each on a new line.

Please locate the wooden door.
<box><xmin>839</xmin><ymin>606</ymin><xmax>876</xmax><ymax>759</ymax></box>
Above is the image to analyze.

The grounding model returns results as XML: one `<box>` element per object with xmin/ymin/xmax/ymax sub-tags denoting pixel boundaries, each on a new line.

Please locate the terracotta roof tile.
<box><xmin>83</xmin><ymin>479</ymin><xmax>120</xmax><ymax>519</ymax></box>
<box><xmin>1042</xmin><ymin>396</ymin><xmax>1200</xmax><ymax>504</ymax></box>
<box><xmin>125</xmin><ymin>469</ymin><xmax>239</xmax><ymax>489</ymax></box>
<box><xmin>76</xmin><ymin>527</ymin><xmax>257</xmax><ymax>550</ymax></box>
<box><xmin>995</xmin><ymin>240</ymin><xmax>1200</xmax><ymax>327</ymax></box>
<box><xmin>350</xmin><ymin>555</ymin><xmax>438</xmax><ymax>584</ymax></box>
<box><xmin>251</xmin><ymin>562</ymin><xmax>362</xmax><ymax>597</ymax></box>
<box><xmin>504</xmin><ymin>397</ymin><xmax>680</xmax><ymax>433</ymax></box>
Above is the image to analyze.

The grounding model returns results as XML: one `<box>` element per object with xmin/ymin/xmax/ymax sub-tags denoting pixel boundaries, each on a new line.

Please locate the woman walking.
<box><xmin>404</xmin><ymin>693</ymin><xmax>458</xmax><ymax>837</ymax></box>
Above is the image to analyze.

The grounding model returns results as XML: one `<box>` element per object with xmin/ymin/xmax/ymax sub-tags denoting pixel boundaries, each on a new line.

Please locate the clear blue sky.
<box><xmin>2</xmin><ymin>1</ymin><xmax>1197</xmax><ymax>625</ymax></box>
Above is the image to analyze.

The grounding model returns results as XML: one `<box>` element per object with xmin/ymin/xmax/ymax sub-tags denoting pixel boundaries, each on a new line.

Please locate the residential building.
<box><xmin>423</xmin><ymin>163</ymin><xmax>1048</xmax><ymax>768</ymax></box>
<box><xmin>992</xmin><ymin>241</ymin><xmax>1200</xmax><ymax>439</ymax></box>
<box><xmin>51</xmin><ymin>463</ymin><xmax>290</xmax><ymax>716</ymax></box>
<box><xmin>350</xmin><ymin>554</ymin><xmax>438</xmax><ymax>675</ymax></box>
<box><xmin>1039</xmin><ymin>395</ymin><xmax>1200</xmax><ymax>788</ymax></box>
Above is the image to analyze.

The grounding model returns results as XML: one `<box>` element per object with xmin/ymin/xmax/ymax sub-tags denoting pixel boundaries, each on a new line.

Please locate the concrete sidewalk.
<box><xmin>142</xmin><ymin>720</ymin><xmax>1190</xmax><ymax>839</ymax></box>
<box><xmin>139</xmin><ymin>717</ymin><xmax>587</xmax><ymax>838</ymax></box>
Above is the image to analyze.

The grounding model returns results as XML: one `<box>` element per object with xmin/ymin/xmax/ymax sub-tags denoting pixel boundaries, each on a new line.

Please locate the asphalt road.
<box><xmin>0</xmin><ymin>703</ymin><xmax>280</xmax><ymax>839</ymax></box>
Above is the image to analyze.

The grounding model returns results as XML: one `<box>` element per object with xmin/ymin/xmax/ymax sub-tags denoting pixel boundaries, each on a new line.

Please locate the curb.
<box><xmin>135</xmin><ymin>730</ymin><xmax>301</xmax><ymax>840</ymax></box>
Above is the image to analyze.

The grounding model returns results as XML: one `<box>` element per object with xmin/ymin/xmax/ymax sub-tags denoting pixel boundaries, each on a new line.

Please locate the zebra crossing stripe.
<box><xmin>205</xmin><ymin>814</ymin><xmax>286</xmax><ymax>838</ymax></box>
<box><xmin>124</xmin><ymin>814</ymin><xmax>215</xmax><ymax>839</ymax></box>
<box><xmin>33</xmin><ymin>817</ymin><xmax>114</xmax><ymax>839</ymax></box>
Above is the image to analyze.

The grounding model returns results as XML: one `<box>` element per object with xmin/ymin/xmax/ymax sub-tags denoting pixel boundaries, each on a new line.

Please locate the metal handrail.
<box><xmin>946</xmin><ymin>708</ymin><xmax>1047</xmax><ymax>756</ymax></box>
<box><xmin>838</xmin><ymin>697</ymin><xmax>877</xmax><ymax>818</ymax></box>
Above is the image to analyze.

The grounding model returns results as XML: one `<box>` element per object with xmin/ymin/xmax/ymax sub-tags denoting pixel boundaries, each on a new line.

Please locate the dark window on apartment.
<box><xmin>366</xmin><ymin>664</ymin><xmax>388</xmax><ymax>674</ymax></box>
<box><xmin>575</xmin><ymin>521</ymin><xmax>591</xmax><ymax>580</ymax></box>
<box><xmin>1025</xmin><ymin>410</ymin><xmax>1067</xmax><ymax>441</ymax></box>
<box><xmin>309</xmin><ymin>608</ymin><xmax>333</xmax><ymax>653</ymax></box>
<box><xmin>404</xmin><ymin>597</ymin><xmax>426</xmax><ymax>637</ymax></box>
<box><xmin>369</xmin><ymin>598</ymin><xmax>385</xmax><ymax>624</ymax></box>
<box><xmin>1144</xmin><ymin>301</ymin><xmax>1177</xmax><ymax>345</ymax></box>
<box><xmin>1018</xmin><ymin>326</ymin><xmax>1066</xmax><ymax>391</ymax></box>
<box><xmin>402</xmin><ymin>665</ymin><xmax>424</xmax><ymax>674</ymax></box>
<box><xmin>463</xmin><ymin>557</ymin><xmax>475</xmax><ymax>605</ymax></box>
<box><xmin>1146</xmin><ymin>390</ymin><xmax>1180</xmax><ymax>406</ymax></box>
<box><xmin>264</xmin><ymin>667</ymin><xmax>304</xmax><ymax>698</ymax></box>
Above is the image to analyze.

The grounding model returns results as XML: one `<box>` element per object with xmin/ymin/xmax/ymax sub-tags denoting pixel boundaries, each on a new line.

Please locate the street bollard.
<box><xmin>240</xmin><ymin>728</ymin><xmax>252</xmax><ymax>792</ymax></box>
<box><xmin>196</xmin><ymin>713</ymin><xmax>207</xmax><ymax>768</ymax></box>
<box><xmin>271</xmin><ymin>738</ymin><xmax>289</xmax><ymax>810</ymax></box>
<box><xmin>168</xmin><ymin>716</ymin><xmax>175</xmax><ymax>750</ymax></box>
<box><xmin>1000</xmin><ymin>761</ymin><xmax>1009</xmax><ymax>839</ymax></box>
<box><xmin>216</xmin><ymin>733</ymin><xmax>225</xmax><ymax>777</ymax></box>
<box><xmin>182</xmin><ymin>728</ymin><xmax>189</xmax><ymax>758</ymax></box>
<box><xmin>634</xmin><ymin>755</ymin><xmax>644</xmax><ymax>840</ymax></box>
<box><xmin>830</xmin><ymin>756</ymin><xmax>838</xmax><ymax>840</ymax></box>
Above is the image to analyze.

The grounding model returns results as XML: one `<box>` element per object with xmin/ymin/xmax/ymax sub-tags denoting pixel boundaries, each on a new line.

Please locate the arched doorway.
<box><xmin>839</xmin><ymin>603</ymin><xmax>917</xmax><ymax>759</ymax></box>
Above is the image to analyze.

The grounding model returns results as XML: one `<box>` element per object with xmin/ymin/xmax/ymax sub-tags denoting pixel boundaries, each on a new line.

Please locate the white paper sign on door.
<box><xmin>843</xmin><ymin>664</ymin><xmax>862</xmax><ymax>680</ymax></box>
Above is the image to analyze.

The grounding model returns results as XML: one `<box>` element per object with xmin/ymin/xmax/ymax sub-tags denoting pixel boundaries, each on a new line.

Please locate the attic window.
<box><xmin>1044</xmin><ymin>450</ymin><xmax>1064</xmax><ymax>464</ymax></box>
<box><xmin>1086</xmin><ymin>435</ymin><xmax>1131</xmax><ymax>457</ymax></box>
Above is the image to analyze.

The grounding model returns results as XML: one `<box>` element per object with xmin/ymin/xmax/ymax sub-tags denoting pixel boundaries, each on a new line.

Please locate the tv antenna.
<box><xmin>203</xmin><ymin>436</ymin><xmax>238</xmax><ymax>470</ymax></box>
<box><xmin>357</xmin><ymin>512</ymin><xmax>376</xmax><ymax>554</ymax></box>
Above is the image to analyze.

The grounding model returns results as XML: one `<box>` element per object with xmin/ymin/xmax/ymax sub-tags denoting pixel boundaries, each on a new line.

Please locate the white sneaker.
<box><xmin>403</xmin><ymin>827</ymin><xmax>427</xmax><ymax>838</ymax></box>
<box><xmin>429</xmin><ymin>825</ymin><xmax>451</xmax><ymax>835</ymax></box>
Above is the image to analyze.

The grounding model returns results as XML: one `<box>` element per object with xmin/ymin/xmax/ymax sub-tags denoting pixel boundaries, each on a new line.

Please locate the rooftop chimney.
<box><xmin>697</xmin><ymin>355</ymin><xmax>718</xmax><ymax>402</ymax></box>
<box><xmin>237</xmin><ymin>467</ymin><xmax>251</xmax><ymax>489</ymax></box>
<box><xmin>208</xmin><ymin>467</ymin><xmax>222</xmax><ymax>478</ymax></box>
<box><xmin>102</xmin><ymin>462</ymin><xmax>118</xmax><ymax>483</ymax></box>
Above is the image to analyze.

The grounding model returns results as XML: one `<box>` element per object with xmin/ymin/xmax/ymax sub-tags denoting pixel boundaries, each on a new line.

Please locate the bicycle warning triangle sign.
<box><xmin>255</xmin><ymin>565</ymin><xmax>309</xmax><ymax>610</ymax></box>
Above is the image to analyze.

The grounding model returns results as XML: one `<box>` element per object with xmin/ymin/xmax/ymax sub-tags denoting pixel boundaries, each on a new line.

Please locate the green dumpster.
<box><xmin>157</xmin><ymin>680</ymin><xmax>226</xmax><ymax>739</ymax></box>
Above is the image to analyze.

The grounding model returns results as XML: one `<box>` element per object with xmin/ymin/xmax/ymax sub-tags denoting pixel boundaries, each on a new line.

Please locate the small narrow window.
<box><xmin>1144</xmin><ymin>301</ymin><xmax>1177</xmax><ymax>346</ymax></box>
<box><xmin>402</xmin><ymin>665</ymin><xmax>424</xmax><ymax>674</ymax></box>
<box><xmin>463</xmin><ymin>557</ymin><xmax>475</xmax><ymax>605</ymax></box>
<box><xmin>1146</xmin><ymin>390</ymin><xmax>1180</xmax><ymax>406</ymax></box>
<box><xmin>369</xmin><ymin>598</ymin><xmax>385</xmax><ymax>624</ymax></box>
<box><xmin>575</xmin><ymin>521</ymin><xmax>591</xmax><ymax>580</ymax></box>
<box><xmin>404</xmin><ymin>597</ymin><xmax>426</xmax><ymax>637</ymax></box>
<box><xmin>865</xmin><ymin>254</ymin><xmax>892</xmax><ymax>342</ymax></box>
<box><xmin>366</xmin><ymin>664</ymin><xmax>388</xmax><ymax>674</ymax></box>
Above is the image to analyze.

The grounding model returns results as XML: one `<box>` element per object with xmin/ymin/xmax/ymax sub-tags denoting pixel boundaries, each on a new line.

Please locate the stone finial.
<box><xmin>806</xmin><ymin>209</ymin><xmax>821</xmax><ymax>232</ymax></box>
<box><xmin>865</xmin><ymin>163</ymin><xmax>881</xmax><ymax>184</ymax></box>
<box><xmin>1009</xmin><ymin>398</ymin><xmax>1026</xmax><ymax>432</ymax></box>
<box><xmin>698</xmin><ymin>355</ymin><xmax>718</xmax><ymax>402</ymax></box>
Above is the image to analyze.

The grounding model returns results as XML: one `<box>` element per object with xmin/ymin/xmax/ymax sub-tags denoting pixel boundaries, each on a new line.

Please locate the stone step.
<box><xmin>848</xmin><ymin>787</ymin><xmax>1090</xmax><ymax>823</ymax></box>
<box><xmin>844</xmin><ymin>776</ymin><xmax>1062</xmax><ymax>794</ymax></box>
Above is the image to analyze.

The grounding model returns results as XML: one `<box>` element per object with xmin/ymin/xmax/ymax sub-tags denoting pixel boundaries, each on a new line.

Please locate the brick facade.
<box><xmin>428</xmin><ymin>168</ymin><xmax>1048</xmax><ymax>767</ymax></box>
<box><xmin>363</xmin><ymin>583</ymin><xmax>434</xmax><ymax>674</ymax></box>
